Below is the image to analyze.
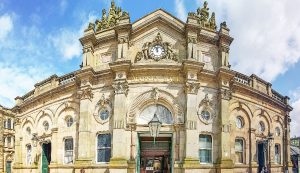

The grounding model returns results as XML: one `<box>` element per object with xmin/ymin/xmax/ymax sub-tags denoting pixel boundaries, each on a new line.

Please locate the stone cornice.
<box><xmin>232</xmin><ymin>82</ymin><xmax>292</xmax><ymax>112</ymax></box>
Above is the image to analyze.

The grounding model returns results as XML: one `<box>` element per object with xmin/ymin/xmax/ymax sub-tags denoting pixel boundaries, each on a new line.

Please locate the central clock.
<box><xmin>149</xmin><ymin>44</ymin><xmax>165</xmax><ymax>60</ymax></box>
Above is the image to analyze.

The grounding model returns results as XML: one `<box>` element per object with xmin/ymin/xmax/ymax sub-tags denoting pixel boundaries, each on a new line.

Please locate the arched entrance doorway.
<box><xmin>136</xmin><ymin>104</ymin><xmax>174</xmax><ymax>173</ymax></box>
<box><xmin>42</xmin><ymin>142</ymin><xmax>51</xmax><ymax>173</ymax></box>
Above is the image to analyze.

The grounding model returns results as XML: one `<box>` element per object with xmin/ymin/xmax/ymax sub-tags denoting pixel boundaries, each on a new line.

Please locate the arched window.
<box><xmin>235</xmin><ymin>138</ymin><xmax>244</xmax><ymax>163</ymax></box>
<box><xmin>43</xmin><ymin>121</ymin><xmax>49</xmax><ymax>131</ymax></box>
<box><xmin>7</xmin><ymin>137</ymin><xmax>11</xmax><ymax>147</ymax></box>
<box><xmin>258</xmin><ymin>121</ymin><xmax>265</xmax><ymax>133</ymax></box>
<box><xmin>97</xmin><ymin>134</ymin><xmax>111</xmax><ymax>163</ymax></box>
<box><xmin>26</xmin><ymin>127</ymin><xmax>31</xmax><ymax>136</ymax></box>
<box><xmin>64</xmin><ymin>138</ymin><xmax>73</xmax><ymax>164</ymax></box>
<box><xmin>66</xmin><ymin>117</ymin><xmax>74</xmax><ymax>127</ymax></box>
<box><xmin>275</xmin><ymin>144</ymin><xmax>281</xmax><ymax>164</ymax></box>
<box><xmin>236</xmin><ymin>116</ymin><xmax>244</xmax><ymax>129</ymax></box>
<box><xmin>138</xmin><ymin>104</ymin><xmax>173</xmax><ymax>124</ymax></box>
<box><xmin>26</xmin><ymin>145</ymin><xmax>32</xmax><ymax>165</ymax></box>
<box><xmin>7</xmin><ymin>119</ymin><xmax>11</xmax><ymax>129</ymax></box>
<box><xmin>275</xmin><ymin>127</ymin><xmax>281</xmax><ymax>136</ymax></box>
<box><xmin>199</xmin><ymin>134</ymin><xmax>212</xmax><ymax>163</ymax></box>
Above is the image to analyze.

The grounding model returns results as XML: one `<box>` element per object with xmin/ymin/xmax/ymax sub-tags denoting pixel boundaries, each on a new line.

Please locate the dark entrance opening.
<box><xmin>139</xmin><ymin>137</ymin><xmax>172</xmax><ymax>173</ymax></box>
<box><xmin>42</xmin><ymin>143</ymin><xmax>51</xmax><ymax>173</ymax></box>
<box><xmin>258</xmin><ymin>142</ymin><xmax>266</xmax><ymax>173</ymax></box>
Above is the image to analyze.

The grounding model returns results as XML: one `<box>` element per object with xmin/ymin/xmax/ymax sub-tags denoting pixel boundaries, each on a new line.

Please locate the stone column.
<box><xmin>109</xmin><ymin>61</ymin><xmax>131</xmax><ymax>173</ymax></box>
<box><xmin>182</xmin><ymin>60</ymin><xmax>203</xmax><ymax>169</ymax></box>
<box><xmin>217</xmin><ymin>68</ymin><xmax>235</xmax><ymax>173</ymax></box>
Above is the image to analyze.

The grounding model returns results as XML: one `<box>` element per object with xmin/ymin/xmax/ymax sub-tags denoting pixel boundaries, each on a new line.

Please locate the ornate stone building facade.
<box><xmin>8</xmin><ymin>1</ymin><xmax>293</xmax><ymax>173</ymax></box>
<box><xmin>0</xmin><ymin>105</ymin><xmax>15</xmax><ymax>173</ymax></box>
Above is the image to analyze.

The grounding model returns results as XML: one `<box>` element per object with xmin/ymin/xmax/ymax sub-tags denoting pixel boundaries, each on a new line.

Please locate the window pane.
<box><xmin>235</xmin><ymin>139</ymin><xmax>243</xmax><ymax>152</ymax></box>
<box><xmin>97</xmin><ymin>134</ymin><xmax>111</xmax><ymax>162</ymax></box>
<box><xmin>98</xmin><ymin>134</ymin><xmax>111</xmax><ymax>148</ymax></box>
<box><xmin>199</xmin><ymin>149</ymin><xmax>212</xmax><ymax>163</ymax></box>
<box><xmin>235</xmin><ymin>152</ymin><xmax>243</xmax><ymax>163</ymax></box>
<box><xmin>199</xmin><ymin>135</ymin><xmax>212</xmax><ymax>149</ymax></box>
<box><xmin>65</xmin><ymin>139</ymin><xmax>73</xmax><ymax>150</ymax></box>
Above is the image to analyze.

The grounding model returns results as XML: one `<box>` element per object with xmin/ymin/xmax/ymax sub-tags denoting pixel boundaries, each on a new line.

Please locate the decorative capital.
<box><xmin>219</xmin><ymin>88</ymin><xmax>232</xmax><ymax>100</ymax></box>
<box><xmin>185</xmin><ymin>82</ymin><xmax>200</xmax><ymax>94</ymax></box>
<box><xmin>112</xmin><ymin>80</ymin><xmax>129</xmax><ymax>95</ymax></box>
<box><xmin>118</xmin><ymin>37</ymin><xmax>129</xmax><ymax>44</ymax></box>
<box><xmin>77</xmin><ymin>87</ymin><xmax>93</xmax><ymax>100</ymax></box>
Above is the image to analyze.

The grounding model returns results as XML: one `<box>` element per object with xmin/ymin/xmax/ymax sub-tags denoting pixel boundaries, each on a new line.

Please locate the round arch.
<box><xmin>127</xmin><ymin>88</ymin><xmax>184</xmax><ymax>124</ymax></box>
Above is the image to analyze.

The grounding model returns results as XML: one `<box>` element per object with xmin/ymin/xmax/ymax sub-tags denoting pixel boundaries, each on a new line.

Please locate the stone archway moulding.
<box><xmin>127</xmin><ymin>88</ymin><xmax>184</xmax><ymax>124</ymax></box>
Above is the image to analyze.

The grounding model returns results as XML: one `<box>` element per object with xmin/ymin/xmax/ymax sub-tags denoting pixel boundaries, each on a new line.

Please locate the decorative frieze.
<box><xmin>186</xmin><ymin>120</ymin><xmax>197</xmax><ymax>130</ymax></box>
<box><xmin>114</xmin><ymin>120</ymin><xmax>124</xmax><ymax>129</ymax></box>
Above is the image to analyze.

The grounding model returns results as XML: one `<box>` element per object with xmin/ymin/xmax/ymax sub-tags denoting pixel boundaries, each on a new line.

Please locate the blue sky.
<box><xmin>0</xmin><ymin>0</ymin><xmax>300</xmax><ymax>136</ymax></box>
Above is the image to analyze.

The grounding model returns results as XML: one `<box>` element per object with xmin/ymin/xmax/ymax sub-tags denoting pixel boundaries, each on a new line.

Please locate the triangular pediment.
<box><xmin>132</xmin><ymin>9</ymin><xmax>185</xmax><ymax>34</ymax></box>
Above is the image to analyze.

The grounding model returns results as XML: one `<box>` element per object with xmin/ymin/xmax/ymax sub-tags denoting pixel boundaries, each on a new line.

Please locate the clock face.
<box><xmin>150</xmin><ymin>44</ymin><xmax>165</xmax><ymax>60</ymax></box>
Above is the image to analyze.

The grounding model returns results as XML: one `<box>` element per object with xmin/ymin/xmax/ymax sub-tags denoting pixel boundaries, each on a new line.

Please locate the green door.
<box><xmin>6</xmin><ymin>161</ymin><xmax>11</xmax><ymax>173</ymax></box>
<box><xmin>42</xmin><ymin>143</ymin><xmax>51</xmax><ymax>173</ymax></box>
<box><xmin>136</xmin><ymin>135</ymin><xmax>140</xmax><ymax>173</ymax></box>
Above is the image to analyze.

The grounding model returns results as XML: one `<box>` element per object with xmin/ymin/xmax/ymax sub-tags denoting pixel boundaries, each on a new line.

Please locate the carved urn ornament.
<box><xmin>135</xmin><ymin>33</ymin><xmax>178</xmax><ymax>62</ymax></box>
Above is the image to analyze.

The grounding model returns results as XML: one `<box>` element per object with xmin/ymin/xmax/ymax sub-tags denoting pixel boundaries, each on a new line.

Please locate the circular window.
<box><xmin>26</xmin><ymin>127</ymin><xmax>31</xmax><ymax>135</ymax></box>
<box><xmin>99</xmin><ymin>109</ymin><xmax>110</xmax><ymax>121</ymax></box>
<box><xmin>43</xmin><ymin>121</ymin><xmax>49</xmax><ymax>131</ymax></box>
<box><xmin>201</xmin><ymin>110</ymin><xmax>211</xmax><ymax>121</ymax></box>
<box><xmin>236</xmin><ymin>116</ymin><xmax>244</xmax><ymax>129</ymax></box>
<box><xmin>275</xmin><ymin>127</ymin><xmax>281</xmax><ymax>136</ymax></box>
<box><xmin>66</xmin><ymin>117</ymin><xmax>74</xmax><ymax>127</ymax></box>
<box><xmin>258</xmin><ymin>121</ymin><xmax>265</xmax><ymax>133</ymax></box>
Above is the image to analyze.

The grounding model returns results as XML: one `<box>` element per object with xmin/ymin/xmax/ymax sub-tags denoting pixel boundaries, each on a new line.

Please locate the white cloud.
<box><xmin>0</xmin><ymin>64</ymin><xmax>53</xmax><ymax>107</ymax></box>
<box><xmin>290</xmin><ymin>87</ymin><xmax>300</xmax><ymax>137</ymax></box>
<box><xmin>49</xmin><ymin>29</ymin><xmax>81</xmax><ymax>60</ymax></box>
<box><xmin>0</xmin><ymin>14</ymin><xmax>13</xmax><ymax>41</ymax></box>
<box><xmin>175</xmin><ymin>0</ymin><xmax>187</xmax><ymax>21</ymax></box>
<box><xmin>191</xmin><ymin>0</ymin><xmax>300</xmax><ymax>82</ymax></box>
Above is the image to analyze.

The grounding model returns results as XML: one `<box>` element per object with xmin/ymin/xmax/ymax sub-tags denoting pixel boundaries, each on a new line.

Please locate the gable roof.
<box><xmin>132</xmin><ymin>8</ymin><xmax>186</xmax><ymax>33</ymax></box>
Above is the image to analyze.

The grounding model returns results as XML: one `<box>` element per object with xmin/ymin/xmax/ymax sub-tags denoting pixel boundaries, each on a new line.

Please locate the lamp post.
<box><xmin>148</xmin><ymin>113</ymin><xmax>162</xmax><ymax>144</ymax></box>
<box><xmin>31</xmin><ymin>133</ymin><xmax>38</xmax><ymax>147</ymax></box>
<box><xmin>267</xmin><ymin>133</ymin><xmax>274</xmax><ymax>173</ymax></box>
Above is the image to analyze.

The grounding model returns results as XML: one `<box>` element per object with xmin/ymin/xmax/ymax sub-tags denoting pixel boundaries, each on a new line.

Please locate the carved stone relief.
<box><xmin>135</xmin><ymin>33</ymin><xmax>178</xmax><ymax>62</ymax></box>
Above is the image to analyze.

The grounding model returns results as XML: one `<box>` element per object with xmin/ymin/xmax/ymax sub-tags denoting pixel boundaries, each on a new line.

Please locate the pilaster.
<box><xmin>109</xmin><ymin>60</ymin><xmax>131</xmax><ymax>171</ymax></box>
<box><xmin>14</xmin><ymin>118</ymin><xmax>23</xmax><ymax>167</ymax></box>
<box><xmin>218</xmin><ymin>22</ymin><xmax>233</xmax><ymax>69</ymax></box>
<box><xmin>75</xmin><ymin>69</ymin><xmax>94</xmax><ymax>165</ymax></box>
<box><xmin>182</xmin><ymin>60</ymin><xmax>204</xmax><ymax>168</ymax></box>
<box><xmin>50</xmin><ymin>128</ymin><xmax>58</xmax><ymax>165</ymax></box>
<box><xmin>217</xmin><ymin>68</ymin><xmax>235</xmax><ymax>172</ymax></box>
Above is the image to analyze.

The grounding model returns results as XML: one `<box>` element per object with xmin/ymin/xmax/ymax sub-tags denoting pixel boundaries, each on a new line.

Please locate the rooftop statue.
<box><xmin>87</xmin><ymin>0</ymin><xmax>130</xmax><ymax>32</ymax></box>
<box><xmin>189</xmin><ymin>1</ymin><xmax>217</xmax><ymax>31</ymax></box>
